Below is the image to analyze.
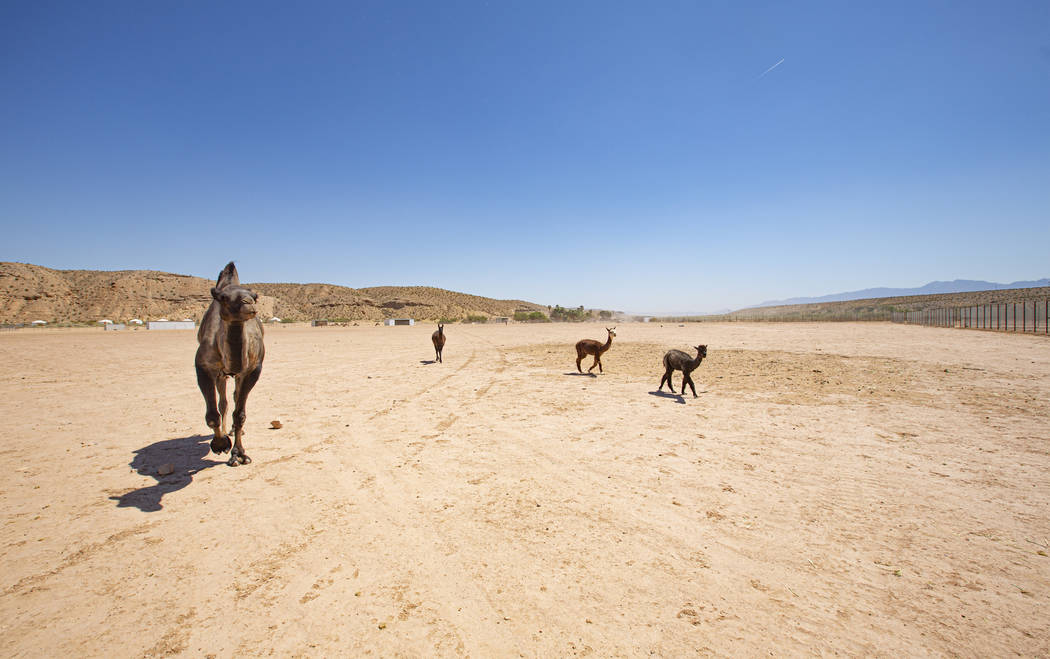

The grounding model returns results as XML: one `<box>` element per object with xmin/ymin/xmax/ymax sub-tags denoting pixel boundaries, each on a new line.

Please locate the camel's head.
<box><xmin>212</xmin><ymin>285</ymin><xmax>259</xmax><ymax>322</ymax></box>
<box><xmin>606</xmin><ymin>327</ymin><xmax>616</xmax><ymax>338</ymax></box>
<box><xmin>695</xmin><ymin>345</ymin><xmax>707</xmax><ymax>359</ymax></box>
<box><xmin>438</xmin><ymin>324</ymin><xmax>444</xmax><ymax>332</ymax></box>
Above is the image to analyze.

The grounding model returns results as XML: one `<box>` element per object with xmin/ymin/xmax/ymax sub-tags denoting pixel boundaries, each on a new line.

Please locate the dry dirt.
<box><xmin>1</xmin><ymin>322</ymin><xmax>1048</xmax><ymax>656</ymax></box>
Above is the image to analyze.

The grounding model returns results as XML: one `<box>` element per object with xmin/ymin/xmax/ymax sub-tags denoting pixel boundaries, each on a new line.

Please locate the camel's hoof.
<box><xmin>227</xmin><ymin>451</ymin><xmax>251</xmax><ymax>466</ymax></box>
<box><xmin>211</xmin><ymin>435</ymin><xmax>232</xmax><ymax>454</ymax></box>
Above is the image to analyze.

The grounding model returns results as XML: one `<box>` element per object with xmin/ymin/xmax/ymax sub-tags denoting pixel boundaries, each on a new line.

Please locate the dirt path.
<box><xmin>1</xmin><ymin>322</ymin><xmax>1048</xmax><ymax>656</ymax></box>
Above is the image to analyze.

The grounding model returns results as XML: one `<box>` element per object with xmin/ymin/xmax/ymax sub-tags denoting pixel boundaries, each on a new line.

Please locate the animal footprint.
<box><xmin>676</xmin><ymin>604</ymin><xmax>705</xmax><ymax>626</ymax></box>
<box><xmin>299</xmin><ymin>576</ymin><xmax>334</xmax><ymax>604</ymax></box>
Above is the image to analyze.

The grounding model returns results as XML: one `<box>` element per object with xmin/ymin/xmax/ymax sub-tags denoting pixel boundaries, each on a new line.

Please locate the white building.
<box><xmin>147</xmin><ymin>321</ymin><xmax>195</xmax><ymax>330</ymax></box>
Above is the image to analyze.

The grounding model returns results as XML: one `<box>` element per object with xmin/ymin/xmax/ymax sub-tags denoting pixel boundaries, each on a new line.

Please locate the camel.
<box><xmin>432</xmin><ymin>324</ymin><xmax>446</xmax><ymax>363</ymax></box>
<box><xmin>194</xmin><ymin>262</ymin><xmax>265</xmax><ymax>466</ymax></box>
<box><xmin>658</xmin><ymin>344</ymin><xmax>707</xmax><ymax>398</ymax></box>
<box><xmin>575</xmin><ymin>327</ymin><xmax>616</xmax><ymax>374</ymax></box>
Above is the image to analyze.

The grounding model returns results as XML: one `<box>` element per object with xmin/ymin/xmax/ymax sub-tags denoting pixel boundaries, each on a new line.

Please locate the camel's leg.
<box><xmin>197</xmin><ymin>365</ymin><xmax>230</xmax><ymax>454</ymax></box>
<box><xmin>436</xmin><ymin>347</ymin><xmax>442</xmax><ymax>363</ymax></box>
<box><xmin>228</xmin><ymin>366</ymin><xmax>262</xmax><ymax>466</ymax></box>
<box><xmin>659</xmin><ymin>369</ymin><xmax>675</xmax><ymax>393</ymax></box>
<box><xmin>683</xmin><ymin>373</ymin><xmax>697</xmax><ymax>398</ymax></box>
<box><xmin>589</xmin><ymin>356</ymin><xmax>602</xmax><ymax>373</ymax></box>
<box><xmin>216</xmin><ymin>375</ymin><xmax>229</xmax><ymax>435</ymax></box>
<box><xmin>210</xmin><ymin>375</ymin><xmax>232</xmax><ymax>454</ymax></box>
<box><xmin>576</xmin><ymin>353</ymin><xmax>584</xmax><ymax>373</ymax></box>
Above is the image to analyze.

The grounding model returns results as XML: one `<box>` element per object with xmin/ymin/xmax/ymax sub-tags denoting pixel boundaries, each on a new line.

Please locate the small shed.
<box><xmin>311</xmin><ymin>320</ymin><xmax>328</xmax><ymax>327</ymax></box>
<box><xmin>147</xmin><ymin>321</ymin><xmax>195</xmax><ymax>330</ymax></box>
<box><xmin>384</xmin><ymin>318</ymin><xmax>415</xmax><ymax>326</ymax></box>
<box><xmin>104</xmin><ymin>323</ymin><xmax>126</xmax><ymax>331</ymax></box>
<box><xmin>491</xmin><ymin>317</ymin><xmax>509</xmax><ymax>324</ymax></box>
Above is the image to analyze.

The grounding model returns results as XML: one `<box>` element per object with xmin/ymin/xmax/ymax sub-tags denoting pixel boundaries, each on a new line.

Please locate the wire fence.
<box><xmin>892</xmin><ymin>299</ymin><xmax>1050</xmax><ymax>333</ymax></box>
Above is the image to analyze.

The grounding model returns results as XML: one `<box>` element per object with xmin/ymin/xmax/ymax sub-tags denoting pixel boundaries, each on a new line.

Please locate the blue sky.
<box><xmin>2</xmin><ymin>1</ymin><xmax>1048</xmax><ymax>312</ymax></box>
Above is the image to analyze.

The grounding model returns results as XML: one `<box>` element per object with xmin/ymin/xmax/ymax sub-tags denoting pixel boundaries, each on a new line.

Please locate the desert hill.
<box><xmin>0</xmin><ymin>262</ymin><xmax>547</xmax><ymax>324</ymax></box>
<box><xmin>710</xmin><ymin>286</ymin><xmax>1050</xmax><ymax>321</ymax></box>
<box><xmin>755</xmin><ymin>278</ymin><xmax>1050</xmax><ymax>307</ymax></box>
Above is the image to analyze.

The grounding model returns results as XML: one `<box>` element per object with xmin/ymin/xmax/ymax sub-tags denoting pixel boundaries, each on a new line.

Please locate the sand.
<box><xmin>1</xmin><ymin>322</ymin><xmax>1048</xmax><ymax>656</ymax></box>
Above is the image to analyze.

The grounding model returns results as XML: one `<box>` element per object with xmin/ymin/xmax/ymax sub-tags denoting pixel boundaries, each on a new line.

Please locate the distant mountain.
<box><xmin>752</xmin><ymin>279</ymin><xmax>1050</xmax><ymax>309</ymax></box>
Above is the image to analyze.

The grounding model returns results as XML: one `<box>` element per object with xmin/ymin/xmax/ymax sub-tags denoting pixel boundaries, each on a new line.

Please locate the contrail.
<box><xmin>760</xmin><ymin>58</ymin><xmax>785</xmax><ymax>78</ymax></box>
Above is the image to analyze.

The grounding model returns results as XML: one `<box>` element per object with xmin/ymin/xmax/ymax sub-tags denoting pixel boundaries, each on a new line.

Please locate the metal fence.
<box><xmin>892</xmin><ymin>299</ymin><xmax>1050</xmax><ymax>333</ymax></box>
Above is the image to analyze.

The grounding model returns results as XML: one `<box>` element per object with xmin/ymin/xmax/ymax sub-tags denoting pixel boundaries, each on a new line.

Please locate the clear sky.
<box><xmin>2</xmin><ymin>1</ymin><xmax>1048</xmax><ymax>312</ymax></box>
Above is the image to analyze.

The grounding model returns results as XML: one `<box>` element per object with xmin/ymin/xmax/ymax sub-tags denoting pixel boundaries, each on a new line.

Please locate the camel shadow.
<box><xmin>111</xmin><ymin>434</ymin><xmax>225</xmax><ymax>512</ymax></box>
<box><xmin>649</xmin><ymin>390</ymin><xmax>686</xmax><ymax>404</ymax></box>
<box><xmin>563</xmin><ymin>372</ymin><xmax>598</xmax><ymax>378</ymax></box>
<box><xmin>420</xmin><ymin>360</ymin><xmax>437</xmax><ymax>365</ymax></box>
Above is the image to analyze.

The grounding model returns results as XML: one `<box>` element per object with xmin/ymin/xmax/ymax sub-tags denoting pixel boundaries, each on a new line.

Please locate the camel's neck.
<box><xmin>223</xmin><ymin>320</ymin><xmax>245</xmax><ymax>374</ymax></box>
<box><xmin>691</xmin><ymin>353</ymin><xmax>704</xmax><ymax>369</ymax></box>
<box><xmin>602</xmin><ymin>334</ymin><xmax>613</xmax><ymax>352</ymax></box>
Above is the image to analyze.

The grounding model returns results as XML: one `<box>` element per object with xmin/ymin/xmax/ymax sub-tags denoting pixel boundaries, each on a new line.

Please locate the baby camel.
<box><xmin>658</xmin><ymin>344</ymin><xmax>707</xmax><ymax>398</ymax></box>
<box><xmin>575</xmin><ymin>327</ymin><xmax>616</xmax><ymax>374</ymax></box>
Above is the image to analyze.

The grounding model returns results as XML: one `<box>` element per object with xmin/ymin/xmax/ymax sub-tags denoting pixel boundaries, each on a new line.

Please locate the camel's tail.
<box><xmin>216</xmin><ymin>261</ymin><xmax>240</xmax><ymax>288</ymax></box>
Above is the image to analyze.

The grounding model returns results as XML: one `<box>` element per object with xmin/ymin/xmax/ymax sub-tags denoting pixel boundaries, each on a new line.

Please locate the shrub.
<box><xmin>550</xmin><ymin>305</ymin><xmax>591</xmax><ymax>322</ymax></box>
<box><xmin>515</xmin><ymin>311</ymin><xmax>549</xmax><ymax>322</ymax></box>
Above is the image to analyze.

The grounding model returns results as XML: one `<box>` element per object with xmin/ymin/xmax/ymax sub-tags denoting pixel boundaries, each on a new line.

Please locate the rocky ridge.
<box><xmin>0</xmin><ymin>262</ymin><xmax>547</xmax><ymax>324</ymax></box>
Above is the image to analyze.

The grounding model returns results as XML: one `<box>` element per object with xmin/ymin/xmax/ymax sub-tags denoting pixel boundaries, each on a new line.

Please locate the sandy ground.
<box><xmin>1</xmin><ymin>321</ymin><xmax>1048</xmax><ymax>657</ymax></box>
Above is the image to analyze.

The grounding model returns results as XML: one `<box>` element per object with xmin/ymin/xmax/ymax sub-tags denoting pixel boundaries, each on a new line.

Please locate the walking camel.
<box><xmin>432</xmin><ymin>324</ymin><xmax>446</xmax><ymax>363</ymax></box>
<box><xmin>658</xmin><ymin>344</ymin><xmax>707</xmax><ymax>398</ymax></box>
<box><xmin>575</xmin><ymin>327</ymin><xmax>616</xmax><ymax>374</ymax></box>
<box><xmin>194</xmin><ymin>262</ymin><xmax>265</xmax><ymax>466</ymax></box>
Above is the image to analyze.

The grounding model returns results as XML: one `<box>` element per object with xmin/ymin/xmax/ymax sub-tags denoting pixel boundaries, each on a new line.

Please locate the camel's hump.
<box><xmin>216</xmin><ymin>261</ymin><xmax>240</xmax><ymax>288</ymax></box>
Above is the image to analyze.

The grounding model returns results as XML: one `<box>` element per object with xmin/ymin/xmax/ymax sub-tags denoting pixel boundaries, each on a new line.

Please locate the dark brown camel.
<box><xmin>194</xmin><ymin>262</ymin><xmax>265</xmax><ymax>466</ymax></box>
<box><xmin>658</xmin><ymin>344</ymin><xmax>707</xmax><ymax>398</ymax></box>
<box><xmin>575</xmin><ymin>327</ymin><xmax>616</xmax><ymax>374</ymax></box>
<box><xmin>432</xmin><ymin>324</ymin><xmax>446</xmax><ymax>363</ymax></box>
